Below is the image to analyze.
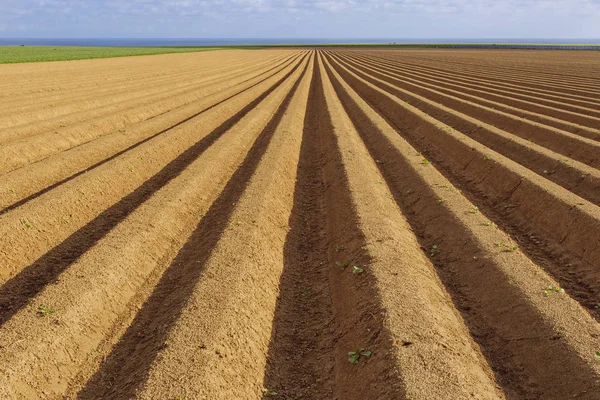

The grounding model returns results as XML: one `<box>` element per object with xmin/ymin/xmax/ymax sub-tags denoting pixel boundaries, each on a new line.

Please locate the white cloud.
<box><xmin>1</xmin><ymin>0</ymin><xmax>599</xmax><ymax>37</ymax></box>
<box><xmin>3</xmin><ymin>0</ymin><xmax>599</xmax><ymax>16</ymax></box>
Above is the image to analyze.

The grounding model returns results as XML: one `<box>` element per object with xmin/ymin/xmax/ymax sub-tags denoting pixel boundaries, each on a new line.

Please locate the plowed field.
<box><xmin>1</xmin><ymin>49</ymin><xmax>599</xmax><ymax>399</ymax></box>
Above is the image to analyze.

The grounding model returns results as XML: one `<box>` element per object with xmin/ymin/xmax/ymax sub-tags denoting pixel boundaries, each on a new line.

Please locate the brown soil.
<box><xmin>0</xmin><ymin>48</ymin><xmax>599</xmax><ymax>399</ymax></box>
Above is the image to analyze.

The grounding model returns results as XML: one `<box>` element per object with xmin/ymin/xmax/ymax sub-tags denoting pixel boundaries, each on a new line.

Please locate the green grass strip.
<box><xmin>0</xmin><ymin>46</ymin><xmax>229</xmax><ymax>64</ymax></box>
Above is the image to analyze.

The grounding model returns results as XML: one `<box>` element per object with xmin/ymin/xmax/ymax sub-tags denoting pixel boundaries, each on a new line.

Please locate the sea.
<box><xmin>0</xmin><ymin>38</ymin><xmax>599</xmax><ymax>47</ymax></box>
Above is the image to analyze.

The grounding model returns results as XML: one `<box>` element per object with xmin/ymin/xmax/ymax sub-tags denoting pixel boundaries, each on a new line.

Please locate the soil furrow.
<box><xmin>345</xmin><ymin>51</ymin><xmax>600</xmax><ymax>110</ymax></box>
<box><xmin>325</xmin><ymin>53</ymin><xmax>600</xmax><ymax>206</ymax></box>
<box><xmin>343</xmin><ymin>52</ymin><xmax>600</xmax><ymax>138</ymax></box>
<box><xmin>325</xmin><ymin>52</ymin><xmax>600</xmax><ymax>320</ymax></box>
<box><xmin>391</xmin><ymin>52</ymin><xmax>600</xmax><ymax>94</ymax></box>
<box><xmin>332</xmin><ymin>53</ymin><xmax>600</xmax><ymax>169</ymax></box>
<box><xmin>0</xmin><ymin>53</ymin><xmax>309</xmax><ymax>400</ymax></box>
<box><xmin>262</xmin><ymin>54</ymin><xmax>337</xmax><ymax>399</ymax></box>
<box><xmin>0</xmin><ymin>53</ymin><xmax>289</xmax><ymax>118</ymax></box>
<box><xmin>0</xmin><ymin>54</ymin><xmax>306</xmax><ymax>319</ymax></box>
<box><xmin>357</xmin><ymin>51</ymin><xmax>600</xmax><ymax>110</ymax></box>
<box><xmin>0</xmin><ymin>53</ymin><xmax>303</xmax><ymax>213</ymax></box>
<box><xmin>264</xmin><ymin>53</ymin><xmax>407</xmax><ymax>400</ymax></box>
<box><xmin>359</xmin><ymin>51</ymin><xmax>600</xmax><ymax>102</ymax></box>
<box><xmin>78</xmin><ymin>53</ymin><xmax>311</xmax><ymax>400</ymax></box>
<box><xmin>300</xmin><ymin>54</ymin><xmax>405</xmax><ymax>399</ymax></box>
<box><xmin>317</xmin><ymin>53</ymin><xmax>503</xmax><ymax>399</ymax></box>
<box><xmin>2</xmin><ymin>47</ymin><xmax>600</xmax><ymax>400</ymax></box>
<box><xmin>323</xmin><ymin>52</ymin><xmax>600</xmax><ymax>399</ymax></box>
<box><xmin>0</xmin><ymin>54</ymin><xmax>303</xmax><ymax>175</ymax></box>
<box><xmin>0</xmin><ymin>53</ymin><xmax>294</xmax><ymax>143</ymax></box>
<box><xmin>0</xmin><ymin>54</ymin><xmax>268</xmax><ymax>116</ymax></box>
<box><xmin>0</xmin><ymin>51</ymin><xmax>284</xmax><ymax>108</ymax></box>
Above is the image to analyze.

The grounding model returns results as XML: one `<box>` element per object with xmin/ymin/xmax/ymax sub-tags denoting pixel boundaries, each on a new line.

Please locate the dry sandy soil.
<box><xmin>0</xmin><ymin>48</ymin><xmax>599</xmax><ymax>399</ymax></box>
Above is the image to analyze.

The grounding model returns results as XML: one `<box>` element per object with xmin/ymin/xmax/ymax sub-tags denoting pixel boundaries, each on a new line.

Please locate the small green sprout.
<box><xmin>37</xmin><ymin>305</ymin><xmax>61</xmax><ymax>317</ymax></box>
<box><xmin>352</xmin><ymin>266</ymin><xmax>365</xmax><ymax>274</ymax></box>
<box><xmin>7</xmin><ymin>187</ymin><xmax>15</xmax><ymax>193</ymax></box>
<box><xmin>407</xmin><ymin>189</ymin><xmax>414</xmax><ymax>194</ymax></box>
<box><xmin>422</xmin><ymin>158</ymin><xmax>431</xmax><ymax>165</ymax></box>
<box><xmin>594</xmin><ymin>303</ymin><xmax>600</xmax><ymax>309</ymax></box>
<box><xmin>495</xmin><ymin>241</ymin><xmax>505</xmax><ymax>248</ymax></box>
<box><xmin>470</xmin><ymin>207</ymin><xmax>479</xmax><ymax>214</ymax></box>
<box><xmin>334</xmin><ymin>245</ymin><xmax>345</xmax><ymax>252</ymax></box>
<box><xmin>336</xmin><ymin>258</ymin><xmax>354</xmax><ymax>270</ymax></box>
<box><xmin>436</xmin><ymin>199</ymin><xmax>445</xmax><ymax>204</ymax></box>
<box><xmin>544</xmin><ymin>286</ymin><xmax>565</xmax><ymax>297</ymax></box>
<box><xmin>118</xmin><ymin>129</ymin><xmax>126</xmax><ymax>133</ymax></box>
<box><xmin>348</xmin><ymin>349</ymin><xmax>372</xmax><ymax>364</ymax></box>
<box><xmin>300</xmin><ymin>286</ymin><xmax>311</xmax><ymax>297</ymax></box>
<box><xmin>262</xmin><ymin>388</ymin><xmax>278</xmax><ymax>397</ymax></box>
<box><xmin>20</xmin><ymin>219</ymin><xmax>31</xmax><ymax>229</ymax></box>
<box><xmin>375</xmin><ymin>159</ymin><xmax>385</xmax><ymax>164</ymax></box>
<box><xmin>506</xmin><ymin>246</ymin><xmax>518</xmax><ymax>253</ymax></box>
<box><xmin>430</xmin><ymin>244</ymin><xmax>440</xmax><ymax>256</ymax></box>
<box><xmin>595</xmin><ymin>351</ymin><xmax>600</xmax><ymax>359</ymax></box>
<box><xmin>128</xmin><ymin>167</ymin><xmax>134</xmax><ymax>172</ymax></box>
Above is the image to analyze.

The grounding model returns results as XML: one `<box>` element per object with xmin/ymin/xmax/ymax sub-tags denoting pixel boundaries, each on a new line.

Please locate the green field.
<box><xmin>0</xmin><ymin>46</ymin><xmax>226</xmax><ymax>64</ymax></box>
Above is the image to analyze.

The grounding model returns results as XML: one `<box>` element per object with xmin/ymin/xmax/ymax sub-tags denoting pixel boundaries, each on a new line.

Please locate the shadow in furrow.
<box><xmin>77</xmin><ymin>60</ymin><xmax>309</xmax><ymax>399</ymax></box>
<box><xmin>0</xmin><ymin>56</ymin><xmax>306</xmax><ymax>328</ymax></box>
<box><xmin>262</xmin><ymin>55</ymin><xmax>336</xmax><ymax>400</ymax></box>
<box><xmin>0</xmin><ymin>54</ymin><xmax>303</xmax><ymax>215</ymax></box>
<box><xmin>263</xmin><ymin>54</ymin><xmax>405</xmax><ymax>400</ymax></box>
<box><xmin>323</xmin><ymin>54</ymin><xmax>600</xmax><ymax>400</ymax></box>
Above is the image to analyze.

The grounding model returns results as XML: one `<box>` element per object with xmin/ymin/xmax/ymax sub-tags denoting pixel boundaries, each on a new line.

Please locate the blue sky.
<box><xmin>1</xmin><ymin>0</ymin><xmax>599</xmax><ymax>38</ymax></box>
